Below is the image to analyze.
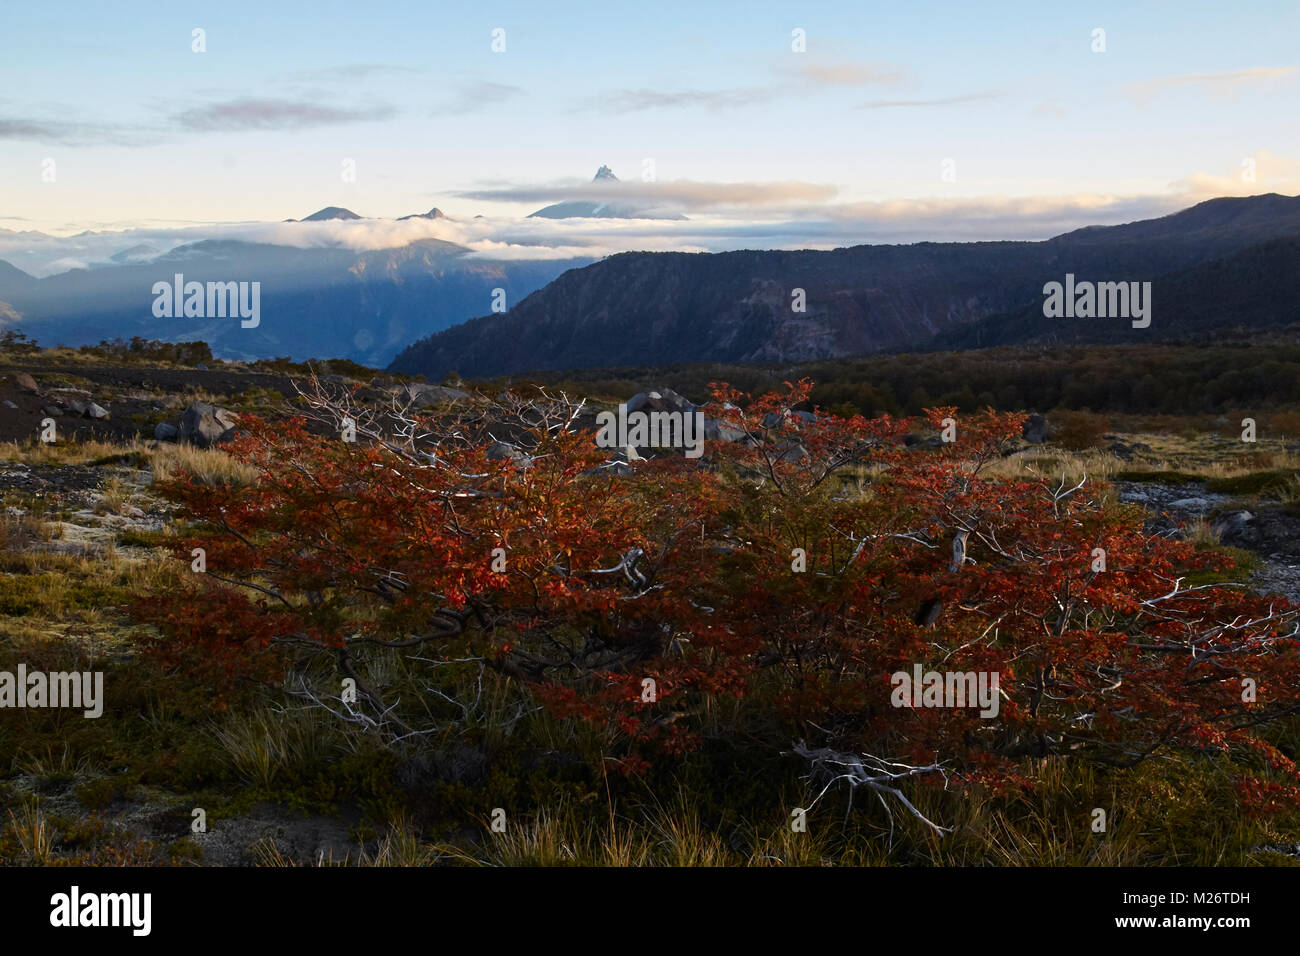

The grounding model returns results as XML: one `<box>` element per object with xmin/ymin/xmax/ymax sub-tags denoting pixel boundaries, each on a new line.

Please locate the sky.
<box><xmin>1</xmin><ymin>0</ymin><xmax>1298</xmax><ymax>272</ymax></box>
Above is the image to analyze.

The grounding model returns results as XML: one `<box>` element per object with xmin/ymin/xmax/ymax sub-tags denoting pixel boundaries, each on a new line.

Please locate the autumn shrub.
<box><xmin>132</xmin><ymin>380</ymin><xmax>1300</xmax><ymax>830</ymax></box>
<box><xmin>1269</xmin><ymin>410</ymin><xmax>1300</xmax><ymax>438</ymax></box>
<box><xmin>1050</xmin><ymin>409</ymin><xmax>1110</xmax><ymax>450</ymax></box>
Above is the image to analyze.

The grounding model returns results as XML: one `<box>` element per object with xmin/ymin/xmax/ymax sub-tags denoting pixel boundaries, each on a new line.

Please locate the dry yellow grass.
<box><xmin>0</xmin><ymin>437</ymin><xmax>141</xmax><ymax>466</ymax></box>
<box><xmin>148</xmin><ymin>443</ymin><xmax>257</xmax><ymax>487</ymax></box>
<box><xmin>0</xmin><ymin>437</ymin><xmax>255</xmax><ymax>487</ymax></box>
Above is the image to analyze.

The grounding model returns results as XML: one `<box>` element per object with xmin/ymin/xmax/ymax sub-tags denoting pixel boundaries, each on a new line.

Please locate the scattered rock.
<box><xmin>178</xmin><ymin>402</ymin><xmax>239</xmax><ymax>448</ymax></box>
<box><xmin>86</xmin><ymin>403</ymin><xmax>108</xmax><ymax>419</ymax></box>
<box><xmin>775</xmin><ymin>443</ymin><xmax>807</xmax><ymax>462</ymax></box>
<box><xmin>2</xmin><ymin>400</ymin><xmax>16</xmax><ymax>410</ymax></box>
<box><xmin>154</xmin><ymin>422</ymin><xmax>179</xmax><ymax>442</ymax></box>
<box><xmin>187</xmin><ymin>803</ymin><xmax>358</xmax><ymax>866</ymax></box>
<box><xmin>703</xmin><ymin>417</ymin><xmax>749</xmax><ymax>443</ymax></box>
<box><xmin>1212</xmin><ymin>510</ymin><xmax>1254</xmax><ymax>535</ymax></box>
<box><xmin>763</xmin><ymin>409</ymin><xmax>817</xmax><ymax>428</ymax></box>
<box><xmin>1022</xmin><ymin>414</ymin><xmax>1048</xmax><ymax>444</ymax></box>
<box><xmin>13</xmin><ymin>372</ymin><xmax>38</xmax><ymax>393</ymax></box>
<box><xmin>626</xmin><ymin>388</ymin><xmax>697</xmax><ymax>415</ymax></box>
<box><xmin>485</xmin><ymin>440</ymin><xmax>531</xmax><ymax>466</ymax></box>
<box><xmin>403</xmin><ymin>383</ymin><xmax>471</xmax><ymax>407</ymax></box>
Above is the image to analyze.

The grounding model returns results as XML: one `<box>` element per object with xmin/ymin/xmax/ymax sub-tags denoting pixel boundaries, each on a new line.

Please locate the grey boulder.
<box><xmin>179</xmin><ymin>402</ymin><xmax>239</xmax><ymax>447</ymax></box>
<box><xmin>1022</xmin><ymin>414</ymin><xmax>1048</xmax><ymax>444</ymax></box>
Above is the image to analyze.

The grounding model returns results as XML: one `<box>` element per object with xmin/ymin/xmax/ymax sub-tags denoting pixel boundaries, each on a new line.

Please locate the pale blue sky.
<box><xmin>1</xmin><ymin>0</ymin><xmax>1297</xmax><ymax>241</ymax></box>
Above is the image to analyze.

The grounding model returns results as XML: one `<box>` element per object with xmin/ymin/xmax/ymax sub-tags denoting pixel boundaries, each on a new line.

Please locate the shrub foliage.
<box><xmin>133</xmin><ymin>380</ymin><xmax>1300</xmax><ymax>823</ymax></box>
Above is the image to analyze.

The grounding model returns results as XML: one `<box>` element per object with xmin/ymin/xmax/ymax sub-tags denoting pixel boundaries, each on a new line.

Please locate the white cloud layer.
<box><xmin>1</xmin><ymin>153</ymin><xmax>1296</xmax><ymax>278</ymax></box>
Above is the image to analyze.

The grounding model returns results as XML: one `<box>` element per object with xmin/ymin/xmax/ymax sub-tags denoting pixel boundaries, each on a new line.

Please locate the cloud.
<box><xmin>172</xmin><ymin>98</ymin><xmax>396</xmax><ymax>131</ymax></box>
<box><xmin>1173</xmin><ymin>149</ymin><xmax>1300</xmax><ymax>199</ymax></box>
<box><xmin>857</xmin><ymin>92</ymin><xmax>1002</xmax><ymax>109</ymax></box>
<box><xmin>0</xmin><ymin>118</ymin><xmax>55</xmax><ymax>139</ymax></box>
<box><xmin>2</xmin><ymin>93</ymin><xmax>399</xmax><ymax>145</ymax></box>
<box><xmin>7</xmin><ymin>156</ymin><xmax>1297</xmax><ymax>277</ymax></box>
<box><xmin>0</xmin><ymin>116</ymin><xmax>159</xmax><ymax>146</ymax></box>
<box><xmin>577</xmin><ymin>60</ymin><xmax>905</xmax><ymax>115</ymax></box>
<box><xmin>578</xmin><ymin>86</ymin><xmax>777</xmax><ymax>114</ymax></box>
<box><xmin>1122</xmin><ymin>66</ymin><xmax>1297</xmax><ymax>104</ymax></box>
<box><xmin>431</xmin><ymin>80</ymin><xmax>524</xmax><ymax>116</ymax></box>
<box><xmin>819</xmin><ymin>193</ymin><xmax>1185</xmax><ymax>237</ymax></box>
<box><xmin>455</xmin><ymin>178</ymin><xmax>839</xmax><ymax>213</ymax></box>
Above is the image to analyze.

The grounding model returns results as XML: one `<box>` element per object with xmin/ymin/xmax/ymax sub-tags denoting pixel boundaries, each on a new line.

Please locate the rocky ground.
<box><xmin>0</xmin><ymin>362</ymin><xmax>310</xmax><ymax>445</ymax></box>
<box><xmin>1115</xmin><ymin>480</ymin><xmax>1300</xmax><ymax>601</ymax></box>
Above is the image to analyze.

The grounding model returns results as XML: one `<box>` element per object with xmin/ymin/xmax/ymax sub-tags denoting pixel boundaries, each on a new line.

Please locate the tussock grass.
<box><xmin>210</xmin><ymin>704</ymin><xmax>337</xmax><ymax>790</ymax></box>
<box><xmin>0</xmin><ymin>438</ymin><xmax>142</xmax><ymax>467</ymax></box>
<box><xmin>0</xmin><ymin>438</ymin><xmax>257</xmax><ymax>488</ymax></box>
<box><xmin>148</xmin><ymin>443</ymin><xmax>257</xmax><ymax>487</ymax></box>
<box><xmin>1206</xmin><ymin>469</ymin><xmax>1300</xmax><ymax>496</ymax></box>
<box><xmin>0</xmin><ymin>509</ymin><xmax>60</xmax><ymax>549</ymax></box>
<box><xmin>1181</xmin><ymin>517</ymin><xmax>1222</xmax><ymax>548</ymax></box>
<box><xmin>95</xmin><ymin>476</ymin><xmax>130</xmax><ymax>515</ymax></box>
<box><xmin>345</xmin><ymin>756</ymin><xmax>1208</xmax><ymax>867</ymax></box>
<box><xmin>985</xmin><ymin>447</ymin><xmax>1122</xmax><ymax>485</ymax></box>
<box><xmin>6</xmin><ymin>802</ymin><xmax>56</xmax><ymax>865</ymax></box>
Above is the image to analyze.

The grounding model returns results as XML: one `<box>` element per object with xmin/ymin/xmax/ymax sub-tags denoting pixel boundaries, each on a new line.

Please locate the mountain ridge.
<box><xmin>389</xmin><ymin>193</ymin><xmax>1300</xmax><ymax>379</ymax></box>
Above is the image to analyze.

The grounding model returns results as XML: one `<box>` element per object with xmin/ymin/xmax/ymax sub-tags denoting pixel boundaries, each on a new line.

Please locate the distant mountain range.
<box><xmin>0</xmin><ymin>174</ymin><xmax>692</xmax><ymax>364</ymax></box>
<box><xmin>389</xmin><ymin>194</ymin><xmax>1300</xmax><ymax>379</ymax></box>
<box><xmin>5</xmin><ymin>191</ymin><xmax>1299</xmax><ymax>375</ymax></box>
<box><xmin>284</xmin><ymin>205</ymin><xmax>447</xmax><ymax>223</ymax></box>
<box><xmin>0</xmin><ymin>234</ymin><xmax>588</xmax><ymax>365</ymax></box>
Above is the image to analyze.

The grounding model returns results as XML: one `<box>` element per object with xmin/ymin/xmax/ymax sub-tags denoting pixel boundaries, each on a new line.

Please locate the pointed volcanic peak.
<box><xmin>284</xmin><ymin>206</ymin><xmax>364</xmax><ymax>223</ymax></box>
<box><xmin>397</xmin><ymin>207</ymin><xmax>448</xmax><ymax>221</ymax></box>
<box><xmin>528</xmin><ymin>165</ymin><xmax>686</xmax><ymax>220</ymax></box>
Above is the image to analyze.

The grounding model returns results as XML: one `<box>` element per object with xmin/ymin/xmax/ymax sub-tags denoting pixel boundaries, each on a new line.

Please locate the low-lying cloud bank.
<box><xmin>2</xmin><ymin>152</ymin><xmax>1296</xmax><ymax>278</ymax></box>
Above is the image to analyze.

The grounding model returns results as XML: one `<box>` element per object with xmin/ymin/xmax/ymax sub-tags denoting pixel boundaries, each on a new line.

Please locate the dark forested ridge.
<box><xmin>506</xmin><ymin>335</ymin><xmax>1300</xmax><ymax>418</ymax></box>
<box><xmin>389</xmin><ymin>194</ymin><xmax>1300</xmax><ymax>380</ymax></box>
<box><xmin>946</xmin><ymin>235</ymin><xmax>1300</xmax><ymax>349</ymax></box>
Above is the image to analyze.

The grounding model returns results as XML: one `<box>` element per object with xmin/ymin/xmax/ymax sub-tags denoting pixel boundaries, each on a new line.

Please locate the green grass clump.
<box><xmin>1206</xmin><ymin>469</ymin><xmax>1300</xmax><ymax>496</ymax></box>
<box><xmin>1114</xmin><ymin>469</ymin><xmax>1205</xmax><ymax>485</ymax></box>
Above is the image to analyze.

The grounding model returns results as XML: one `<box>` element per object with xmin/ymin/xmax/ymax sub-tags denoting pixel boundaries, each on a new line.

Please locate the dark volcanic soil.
<box><xmin>0</xmin><ymin>363</ymin><xmax>302</xmax><ymax>444</ymax></box>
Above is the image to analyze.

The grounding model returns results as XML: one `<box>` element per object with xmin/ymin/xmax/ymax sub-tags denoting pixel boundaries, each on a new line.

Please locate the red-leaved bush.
<box><xmin>133</xmin><ymin>379</ymin><xmax>1300</xmax><ymax>819</ymax></box>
